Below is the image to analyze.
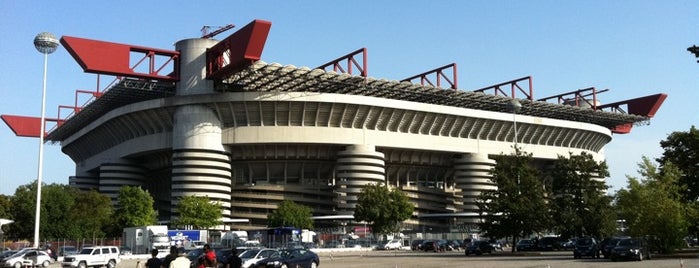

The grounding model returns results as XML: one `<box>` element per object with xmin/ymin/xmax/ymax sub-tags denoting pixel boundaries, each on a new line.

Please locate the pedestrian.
<box><xmin>170</xmin><ymin>247</ymin><xmax>191</xmax><ymax>268</ymax></box>
<box><xmin>145</xmin><ymin>249</ymin><xmax>162</xmax><ymax>268</ymax></box>
<box><xmin>197</xmin><ymin>244</ymin><xmax>217</xmax><ymax>268</ymax></box>
<box><xmin>226</xmin><ymin>248</ymin><xmax>241</xmax><ymax>268</ymax></box>
<box><xmin>161</xmin><ymin>246</ymin><xmax>178</xmax><ymax>268</ymax></box>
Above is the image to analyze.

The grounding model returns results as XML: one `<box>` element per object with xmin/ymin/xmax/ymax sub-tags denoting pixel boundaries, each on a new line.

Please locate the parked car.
<box><xmin>423</xmin><ymin>240</ymin><xmax>446</xmax><ymax>252</ymax></box>
<box><xmin>537</xmin><ymin>237</ymin><xmax>564</xmax><ymax>251</ymax></box>
<box><xmin>382</xmin><ymin>239</ymin><xmax>402</xmax><ymax>250</ymax></box>
<box><xmin>239</xmin><ymin>248</ymin><xmax>278</xmax><ymax>268</ymax></box>
<box><xmin>447</xmin><ymin>240</ymin><xmax>462</xmax><ymax>251</ymax></box>
<box><xmin>600</xmin><ymin>237</ymin><xmax>626</xmax><ymax>258</ymax></box>
<box><xmin>410</xmin><ymin>240</ymin><xmax>424</xmax><ymax>251</ymax></box>
<box><xmin>3</xmin><ymin>249</ymin><xmax>53</xmax><ymax>268</ymax></box>
<box><xmin>0</xmin><ymin>251</ymin><xmax>17</xmax><ymax>263</ymax></box>
<box><xmin>516</xmin><ymin>239</ymin><xmax>536</xmax><ymax>251</ymax></box>
<box><xmin>562</xmin><ymin>239</ymin><xmax>576</xmax><ymax>250</ymax></box>
<box><xmin>573</xmin><ymin>237</ymin><xmax>600</xmax><ymax>259</ymax></box>
<box><xmin>249</xmin><ymin>248</ymin><xmax>319</xmax><ymax>268</ymax></box>
<box><xmin>57</xmin><ymin>246</ymin><xmax>78</xmax><ymax>258</ymax></box>
<box><xmin>610</xmin><ymin>237</ymin><xmax>651</xmax><ymax>261</ymax></box>
<box><xmin>464</xmin><ymin>240</ymin><xmax>494</xmax><ymax>256</ymax></box>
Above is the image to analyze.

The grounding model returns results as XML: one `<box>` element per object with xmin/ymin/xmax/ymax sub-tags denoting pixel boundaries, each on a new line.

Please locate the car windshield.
<box><xmin>239</xmin><ymin>249</ymin><xmax>260</xmax><ymax>258</ymax></box>
<box><xmin>79</xmin><ymin>248</ymin><xmax>93</xmax><ymax>254</ymax></box>
<box><xmin>577</xmin><ymin>239</ymin><xmax>593</xmax><ymax>246</ymax></box>
<box><xmin>518</xmin><ymin>240</ymin><xmax>531</xmax><ymax>245</ymax></box>
<box><xmin>618</xmin><ymin>239</ymin><xmax>639</xmax><ymax>246</ymax></box>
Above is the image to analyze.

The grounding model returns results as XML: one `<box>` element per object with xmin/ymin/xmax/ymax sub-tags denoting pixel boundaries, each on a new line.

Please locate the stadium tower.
<box><xmin>3</xmin><ymin>20</ymin><xmax>666</xmax><ymax>233</ymax></box>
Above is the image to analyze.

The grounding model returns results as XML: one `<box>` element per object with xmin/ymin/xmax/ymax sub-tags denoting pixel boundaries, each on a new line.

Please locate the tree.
<box><xmin>41</xmin><ymin>184</ymin><xmax>81</xmax><ymax>239</ymax></box>
<box><xmin>658</xmin><ymin>126</ymin><xmax>699</xmax><ymax>202</ymax></box>
<box><xmin>476</xmin><ymin>148</ymin><xmax>550</xmax><ymax>252</ymax></box>
<box><xmin>616</xmin><ymin>157</ymin><xmax>688</xmax><ymax>253</ymax></box>
<box><xmin>70</xmin><ymin>190</ymin><xmax>113</xmax><ymax>239</ymax></box>
<box><xmin>657</xmin><ymin>126</ymin><xmax>699</xmax><ymax>235</ymax></box>
<box><xmin>173</xmin><ymin>195</ymin><xmax>223</xmax><ymax>229</ymax></box>
<box><xmin>268</xmin><ymin>200</ymin><xmax>313</xmax><ymax>229</ymax></box>
<box><xmin>546</xmin><ymin>152</ymin><xmax>615</xmax><ymax>238</ymax></box>
<box><xmin>354</xmin><ymin>183</ymin><xmax>414</xmax><ymax>236</ymax></box>
<box><xmin>8</xmin><ymin>181</ymin><xmax>42</xmax><ymax>239</ymax></box>
<box><xmin>114</xmin><ymin>186</ymin><xmax>157</xmax><ymax>228</ymax></box>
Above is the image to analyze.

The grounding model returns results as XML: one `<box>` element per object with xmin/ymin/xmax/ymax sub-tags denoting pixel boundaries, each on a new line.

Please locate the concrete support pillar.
<box><xmin>99</xmin><ymin>161</ymin><xmax>146</xmax><ymax>205</ymax></box>
<box><xmin>453</xmin><ymin>153</ymin><xmax>496</xmax><ymax>223</ymax></box>
<box><xmin>171</xmin><ymin>38</ymin><xmax>232</xmax><ymax>224</ymax></box>
<box><xmin>334</xmin><ymin>145</ymin><xmax>385</xmax><ymax>212</ymax></box>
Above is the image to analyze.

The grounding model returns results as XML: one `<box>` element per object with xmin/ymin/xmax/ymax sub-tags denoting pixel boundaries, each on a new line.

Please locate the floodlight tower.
<box><xmin>33</xmin><ymin>32</ymin><xmax>59</xmax><ymax>248</ymax></box>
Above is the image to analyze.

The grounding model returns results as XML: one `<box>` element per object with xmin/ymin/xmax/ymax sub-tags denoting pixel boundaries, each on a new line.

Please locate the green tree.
<box><xmin>616</xmin><ymin>157</ymin><xmax>688</xmax><ymax>253</ymax></box>
<box><xmin>268</xmin><ymin>200</ymin><xmax>314</xmax><ymax>229</ymax></box>
<box><xmin>354</xmin><ymin>183</ymin><xmax>414</xmax><ymax>236</ymax></box>
<box><xmin>114</xmin><ymin>186</ymin><xmax>157</xmax><ymax>228</ymax></box>
<box><xmin>41</xmin><ymin>184</ymin><xmax>81</xmax><ymax>239</ymax></box>
<box><xmin>546</xmin><ymin>152</ymin><xmax>615</xmax><ymax>238</ymax></box>
<box><xmin>70</xmin><ymin>190</ymin><xmax>113</xmax><ymax>239</ymax></box>
<box><xmin>0</xmin><ymin>194</ymin><xmax>10</xmax><ymax>220</ymax></box>
<box><xmin>173</xmin><ymin>195</ymin><xmax>223</xmax><ymax>229</ymax></box>
<box><xmin>657</xmin><ymin>125</ymin><xmax>699</xmax><ymax>235</ymax></box>
<box><xmin>476</xmin><ymin>149</ymin><xmax>550</xmax><ymax>252</ymax></box>
<box><xmin>8</xmin><ymin>181</ymin><xmax>41</xmax><ymax>240</ymax></box>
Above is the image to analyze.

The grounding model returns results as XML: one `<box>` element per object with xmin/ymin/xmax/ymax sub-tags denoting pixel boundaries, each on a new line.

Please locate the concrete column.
<box><xmin>171</xmin><ymin>38</ymin><xmax>232</xmax><ymax>223</ymax></box>
<box><xmin>453</xmin><ymin>153</ymin><xmax>496</xmax><ymax>223</ymax></box>
<box><xmin>334</xmin><ymin>144</ymin><xmax>385</xmax><ymax>212</ymax></box>
<box><xmin>99</xmin><ymin>161</ymin><xmax>146</xmax><ymax>205</ymax></box>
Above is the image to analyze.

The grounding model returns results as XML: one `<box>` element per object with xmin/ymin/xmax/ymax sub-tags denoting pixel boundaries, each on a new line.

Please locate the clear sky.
<box><xmin>0</xmin><ymin>1</ymin><xmax>697</xmax><ymax>196</ymax></box>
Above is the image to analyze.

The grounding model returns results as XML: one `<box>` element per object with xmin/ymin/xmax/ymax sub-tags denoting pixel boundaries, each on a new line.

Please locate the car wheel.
<box><xmin>638</xmin><ymin>252</ymin><xmax>643</xmax><ymax>261</ymax></box>
<box><xmin>310</xmin><ymin>261</ymin><xmax>318</xmax><ymax>268</ymax></box>
<box><xmin>42</xmin><ymin>260</ymin><xmax>50</xmax><ymax>267</ymax></box>
<box><xmin>107</xmin><ymin>259</ymin><xmax>117</xmax><ymax>268</ymax></box>
<box><xmin>280</xmin><ymin>264</ymin><xmax>288</xmax><ymax>268</ymax></box>
<box><xmin>78</xmin><ymin>261</ymin><xmax>87</xmax><ymax>268</ymax></box>
<box><xmin>13</xmin><ymin>262</ymin><xmax>21</xmax><ymax>268</ymax></box>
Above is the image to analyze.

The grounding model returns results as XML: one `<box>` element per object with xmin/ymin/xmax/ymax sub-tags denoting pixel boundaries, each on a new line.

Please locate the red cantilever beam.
<box><xmin>206</xmin><ymin>19</ymin><xmax>272</xmax><ymax>80</ymax></box>
<box><xmin>60</xmin><ymin>36</ymin><xmax>180</xmax><ymax>81</ymax></box>
<box><xmin>1</xmin><ymin>115</ymin><xmax>62</xmax><ymax>138</ymax></box>
<box><xmin>597</xmin><ymin>93</ymin><xmax>668</xmax><ymax>134</ymax></box>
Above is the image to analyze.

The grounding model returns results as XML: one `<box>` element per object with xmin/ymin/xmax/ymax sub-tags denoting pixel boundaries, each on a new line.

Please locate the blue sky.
<box><xmin>0</xmin><ymin>1</ymin><xmax>697</xmax><ymax>195</ymax></box>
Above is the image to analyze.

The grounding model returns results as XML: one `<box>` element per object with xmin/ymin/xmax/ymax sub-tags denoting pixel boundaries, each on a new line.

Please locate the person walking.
<box><xmin>161</xmin><ymin>246</ymin><xmax>178</xmax><ymax>268</ymax></box>
<box><xmin>145</xmin><ymin>249</ymin><xmax>163</xmax><ymax>268</ymax></box>
<box><xmin>225</xmin><ymin>248</ymin><xmax>242</xmax><ymax>268</ymax></box>
<box><xmin>170</xmin><ymin>248</ymin><xmax>191</xmax><ymax>268</ymax></box>
<box><xmin>197</xmin><ymin>244</ymin><xmax>217</xmax><ymax>268</ymax></box>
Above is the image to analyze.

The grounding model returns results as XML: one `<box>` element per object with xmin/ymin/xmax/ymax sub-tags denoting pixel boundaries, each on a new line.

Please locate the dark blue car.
<box><xmin>250</xmin><ymin>248</ymin><xmax>319</xmax><ymax>268</ymax></box>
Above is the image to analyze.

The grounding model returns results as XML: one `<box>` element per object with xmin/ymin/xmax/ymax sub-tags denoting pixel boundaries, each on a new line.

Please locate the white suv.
<box><xmin>61</xmin><ymin>246</ymin><xmax>120</xmax><ymax>268</ymax></box>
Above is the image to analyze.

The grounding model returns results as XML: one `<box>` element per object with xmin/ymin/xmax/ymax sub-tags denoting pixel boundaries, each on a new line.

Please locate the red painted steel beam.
<box><xmin>598</xmin><ymin>93</ymin><xmax>667</xmax><ymax>117</ymax></box>
<box><xmin>206</xmin><ymin>19</ymin><xmax>272</xmax><ymax>80</ymax></box>
<box><xmin>401</xmin><ymin>63</ymin><xmax>458</xmax><ymax>90</ymax></box>
<box><xmin>1</xmin><ymin>115</ymin><xmax>61</xmax><ymax>138</ymax></box>
<box><xmin>316</xmin><ymin>48</ymin><xmax>368</xmax><ymax>77</ymax></box>
<box><xmin>61</xmin><ymin>36</ymin><xmax>180</xmax><ymax>81</ymax></box>
<box><xmin>473</xmin><ymin>76</ymin><xmax>534</xmax><ymax>100</ymax></box>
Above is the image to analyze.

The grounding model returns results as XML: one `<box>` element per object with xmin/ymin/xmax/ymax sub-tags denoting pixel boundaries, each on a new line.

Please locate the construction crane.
<box><xmin>201</xmin><ymin>24</ymin><xmax>236</xmax><ymax>39</ymax></box>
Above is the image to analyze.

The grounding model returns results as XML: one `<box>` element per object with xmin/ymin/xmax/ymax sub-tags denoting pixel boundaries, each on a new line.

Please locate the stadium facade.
<box><xmin>2</xmin><ymin>20</ymin><xmax>666</xmax><ymax>233</ymax></box>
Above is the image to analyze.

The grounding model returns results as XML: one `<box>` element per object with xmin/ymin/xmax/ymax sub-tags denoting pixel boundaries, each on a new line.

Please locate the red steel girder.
<box><xmin>401</xmin><ymin>63</ymin><xmax>458</xmax><ymax>90</ymax></box>
<box><xmin>473</xmin><ymin>76</ymin><xmax>534</xmax><ymax>100</ymax></box>
<box><xmin>1</xmin><ymin>115</ymin><xmax>62</xmax><ymax>138</ymax></box>
<box><xmin>61</xmin><ymin>36</ymin><xmax>180</xmax><ymax>81</ymax></box>
<box><xmin>317</xmin><ymin>48</ymin><xmax>368</xmax><ymax>77</ymax></box>
<box><xmin>538</xmin><ymin>87</ymin><xmax>609</xmax><ymax>108</ymax></box>
<box><xmin>206</xmin><ymin>19</ymin><xmax>272</xmax><ymax>80</ymax></box>
<box><xmin>598</xmin><ymin>93</ymin><xmax>667</xmax><ymax>134</ymax></box>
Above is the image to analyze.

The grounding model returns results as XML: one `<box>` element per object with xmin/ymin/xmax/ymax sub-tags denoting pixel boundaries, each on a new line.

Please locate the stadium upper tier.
<box><xmin>45</xmin><ymin>61</ymin><xmax>649</xmax><ymax>142</ymax></box>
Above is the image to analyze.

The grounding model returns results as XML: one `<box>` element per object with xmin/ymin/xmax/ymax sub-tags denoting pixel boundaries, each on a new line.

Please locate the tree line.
<box><xmin>1</xmin><ymin>126</ymin><xmax>698</xmax><ymax>253</ymax></box>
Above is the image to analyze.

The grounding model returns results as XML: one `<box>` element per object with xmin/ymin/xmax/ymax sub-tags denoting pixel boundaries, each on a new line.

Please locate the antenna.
<box><xmin>201</xmin><ymin>24</ymin><xmax>236</xmax><ymax>39</ymax></box>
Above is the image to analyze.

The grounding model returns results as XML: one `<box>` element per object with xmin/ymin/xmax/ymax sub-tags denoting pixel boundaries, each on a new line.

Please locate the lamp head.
<box><xmin>34</xmin><ymin>32</ymin><xmax>59</xmax><ymax>54</ymax></box>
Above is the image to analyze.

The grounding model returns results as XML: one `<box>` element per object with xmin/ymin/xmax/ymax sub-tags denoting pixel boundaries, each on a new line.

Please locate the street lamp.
<box><xmin>33</xmin><ymin>32</ymin><xmax>59</xmax><ymax>248</ymax></box>
<box><xmin>505</xmin><ymin>98</ymin><xmax>522</xmax><ymax>148</ymax></box>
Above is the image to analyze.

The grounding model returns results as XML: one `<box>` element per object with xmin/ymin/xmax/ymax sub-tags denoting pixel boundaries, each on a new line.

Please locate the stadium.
<box><xmin>2</xmin><ymin>20</ymin><xmax>666</xmax><ymax>234</ymax></box>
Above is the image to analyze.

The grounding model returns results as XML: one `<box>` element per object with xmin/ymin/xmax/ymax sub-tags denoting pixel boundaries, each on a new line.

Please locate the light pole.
<box><xmin>506</xmin><ymin>98</ymin><xmax>522</xmax><ymax>149</ymax></box>
<box><xmin>33</xmin><ymin>32</ymin><xmax>59</xmax><ymax>248</ymax></box>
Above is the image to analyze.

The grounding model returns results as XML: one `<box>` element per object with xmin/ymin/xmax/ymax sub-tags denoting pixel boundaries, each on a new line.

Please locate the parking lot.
<box><xmin>89</xmin><ymin>250</ymin><xmax>698</xmax><ymax>268</ymax></box>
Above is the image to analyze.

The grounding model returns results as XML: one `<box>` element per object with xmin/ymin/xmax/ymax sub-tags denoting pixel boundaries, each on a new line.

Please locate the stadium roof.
<box><xmin>46</xmin><ymin>61</ymin><xmax>647</xmax><ymax>142</ymax></box>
